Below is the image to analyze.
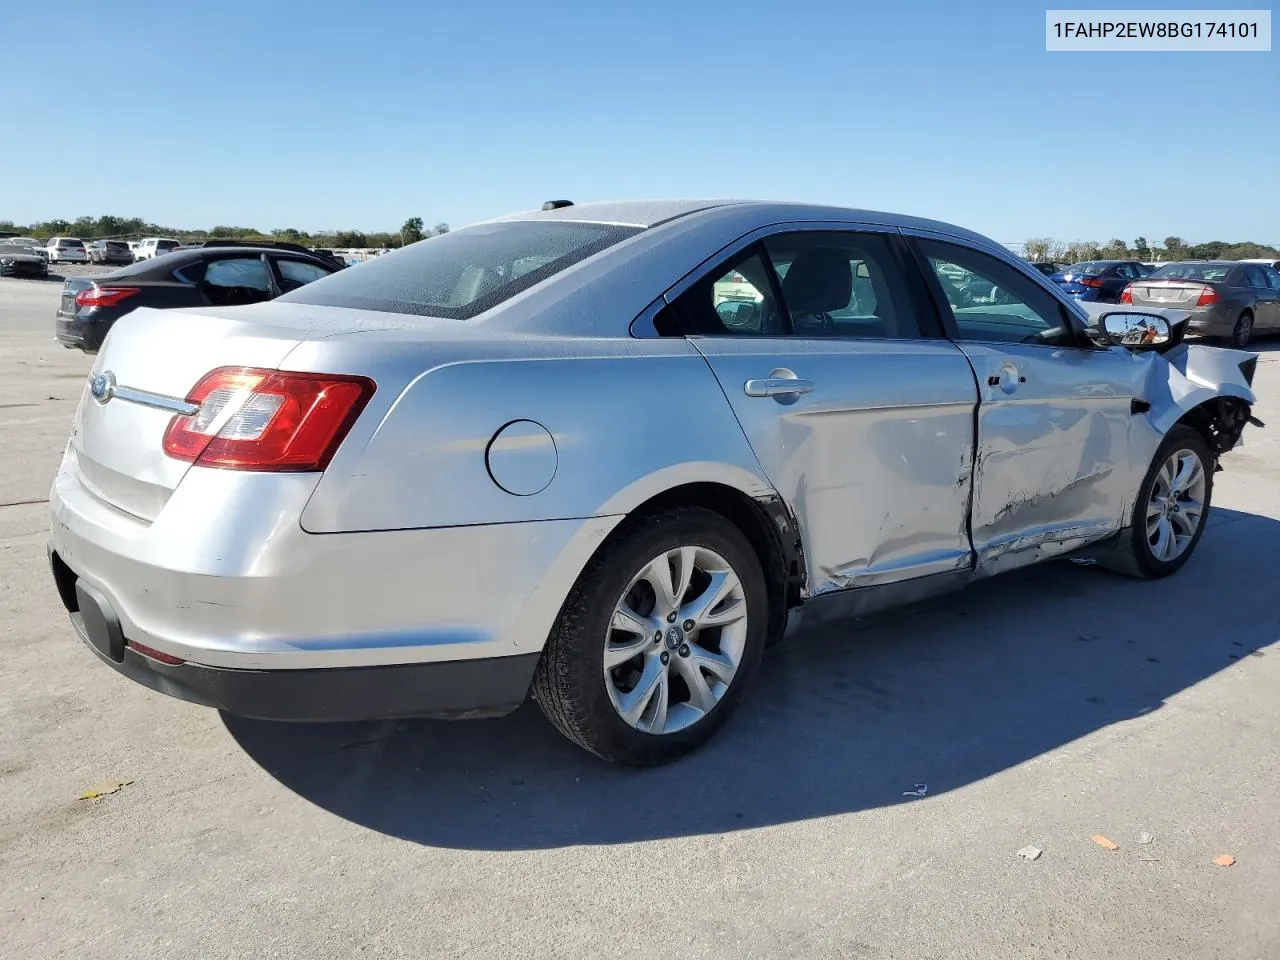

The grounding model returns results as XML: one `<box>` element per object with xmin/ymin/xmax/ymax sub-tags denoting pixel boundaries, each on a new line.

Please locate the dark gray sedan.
<box><xmin>0</xmin><ymin>241</ymin><xmax>49</xmax><ymax>278</ymax></box>
<box><xmin>1124</xmin><ymin>261</ymin><xmax>1280</xmax><ymax>347</ymax></box>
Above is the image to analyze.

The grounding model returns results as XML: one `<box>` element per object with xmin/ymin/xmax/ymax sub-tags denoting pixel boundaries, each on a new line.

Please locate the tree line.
<box><xmin>1022</xmin><ymin>236</ymin><xmax>1278</xmax><ymax>264</ymax></box>
<box><xmin>0</xmin><ymin>215</ymin><xmax>450</xmax><ymax>249</ymax></box>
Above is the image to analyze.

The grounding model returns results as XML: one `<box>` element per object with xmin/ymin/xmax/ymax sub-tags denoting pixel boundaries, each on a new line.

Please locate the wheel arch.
<box><xmin>1170</xmin><ymin>395</ymin><xmax>1255</xmax><ymax>463</ymax></box>
<box><xmin>591</xmin><ymin>479</ymin><xmax>805</xmax><ymax>647</ymax></box>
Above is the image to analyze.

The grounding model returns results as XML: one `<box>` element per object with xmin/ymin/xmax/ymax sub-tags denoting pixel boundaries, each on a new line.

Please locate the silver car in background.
<box><xmin>1124</xmin><ymin>260</ymin><xmax>1280</xmax><ymax>347</ymax></box>
<box><xmin>48</xmin><ymin>200</ymin><xmax>1260</xmax><ymax>765</ymax></box>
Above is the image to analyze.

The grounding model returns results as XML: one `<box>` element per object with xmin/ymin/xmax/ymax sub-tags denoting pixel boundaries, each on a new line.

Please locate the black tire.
<box><xmin>532</xmin><ymin>506</ymin><xmax>768</xmax><ymax>765</ymax></box>
<box><xmin>1125</xmin><ymin>425</ymin><xmax>1214</xmax><ymax>578</ymax></box>
<box><xmin>1226</xmin><ymin>311</ymin><xmax>1253</xmax><ymax>349</ymax></box>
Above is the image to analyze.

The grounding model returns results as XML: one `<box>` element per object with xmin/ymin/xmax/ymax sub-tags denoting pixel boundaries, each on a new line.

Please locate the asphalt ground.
<box><xmin>1</xmin><ymin>275</ymin><xmax>1278</xmax><ymax>959</ymax></box>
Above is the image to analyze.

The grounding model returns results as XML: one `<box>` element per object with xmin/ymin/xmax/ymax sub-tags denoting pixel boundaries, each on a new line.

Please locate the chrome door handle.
<box><xmin>744</xmin><ymin>377</ymin><xmax>814</xmax><ymax>398</ymax></box>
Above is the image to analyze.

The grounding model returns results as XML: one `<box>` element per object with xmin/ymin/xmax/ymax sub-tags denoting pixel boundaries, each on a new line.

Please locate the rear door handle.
<box><xmin>744</xmin><ymin>377</ymin><xmax>814</xmax><ymax>398</ymax></box>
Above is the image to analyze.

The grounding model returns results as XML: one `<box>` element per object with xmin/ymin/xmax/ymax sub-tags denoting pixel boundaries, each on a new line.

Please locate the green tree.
<box><xmin>433</xmin><ymin>222</ymin><xmax>450</xmax><ymax>236</ymax></box>
<box><xmin>401</xmin><ymin>217</ymin><xmax>425</xmax><ymax>245</ymax></box>
<box><xmin>1022</xmin><ymin>238</ymin><xmax>1053</xmax><ymax>261</ymax></box>
<box><xmin>1101</xmin><ymin>238</ymin><xmax>1129</xmax><ymax>258</ymax></box>
<box><xmin>1189</xmin><ymin>241</ymin><xmax>1226</xmax><ymax>260</ymax></box>
<box><xmin>1133</xmin><ymin>237</ymin><xmax>1150</xmax><ymax>260</ymax></box>
<box><xmin>1161</xmin><ymin>236</ymin><xmax>1187</xmax><ymax>259</ymax></box>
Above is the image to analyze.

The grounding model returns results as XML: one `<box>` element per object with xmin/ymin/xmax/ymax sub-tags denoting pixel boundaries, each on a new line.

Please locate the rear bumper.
<box><xmin>54</xmin><ymin>554</ymin><xmax>539</xmax><ymax>720</ymax></box>
<box><xmin>1179</xmin><ymin>304</ymin><xmax>1233</xmax><ymax>336</ymax></box>
<box><xmin>55</xmin><ymin>312</ymin><xmax>109</xmax><ymax>351</ymax></box>
<box><xmin>48</xmin><ymin>446</ymin><xmax>621</xmax><ymax>716</ymax></box>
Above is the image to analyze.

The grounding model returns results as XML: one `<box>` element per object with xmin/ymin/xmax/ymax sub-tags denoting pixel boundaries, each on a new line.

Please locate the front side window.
<box><xmin>275</xmin><ymin>258</ymin><xmax>331</xmax><ymax>286</ymax></box>
<box><xmin>1115</xmin><ymin>263</ymin><xmax>1140</xmax><ymax>279</ymax></box>
<box><xmin>1264</xmin><ymin>268</ymin><xmax>1280</xmax><ymax>291</ymax></box>
<box><xmin>280</xmin><ymin>220</ymin><xmax>641</xmax><ymax>320</ymax></box>
<box><xmin>919</xmin><ymin>239</ymin><xmax>1076</xmax><ymax>346</ymax></box>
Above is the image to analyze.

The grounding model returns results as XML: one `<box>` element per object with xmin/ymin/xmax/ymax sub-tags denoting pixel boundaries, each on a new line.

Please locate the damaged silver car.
<box><xmin>48</xmin><ymin>200</ymin><xmax>1261</xmax><ymax>765</ymax></box>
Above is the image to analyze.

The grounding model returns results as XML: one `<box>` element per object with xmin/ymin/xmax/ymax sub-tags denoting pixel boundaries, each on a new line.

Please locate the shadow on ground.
<box><xmin>226</xmin><ymin>507</ymin><xmax>1280</xmax><ymax>850</ymax></box>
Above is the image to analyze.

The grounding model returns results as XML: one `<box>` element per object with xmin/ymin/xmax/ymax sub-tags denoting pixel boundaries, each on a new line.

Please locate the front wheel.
<box><xmin>1127</xmin><ymin>425</ymin><xmax>1214</xmax><ymax>578</ymax></box>
<box><xmin>533</xmin><ymin>506</ymin><xmax>768</xmax><ymax>765</ymax></box>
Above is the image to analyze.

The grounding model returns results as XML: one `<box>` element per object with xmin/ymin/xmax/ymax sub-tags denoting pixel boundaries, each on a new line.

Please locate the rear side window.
<box><xmin>1244</xmin><ymin>266</ymin><xmax>1268</xmax><ymax>288</ymax></box>
<box><xmin>205</xmin><ymin>257</ymin><xmax>271</xmax><ymax>291</ymax></box>
<box><xmin>278</xmin><ymin>221</ymin><xmax>642</xmax><ymax>320</ymax></box>
<box><xmin>765</xmin><ymin>232</ymin><xmax>921</xmax><ymax>339</ymax></box>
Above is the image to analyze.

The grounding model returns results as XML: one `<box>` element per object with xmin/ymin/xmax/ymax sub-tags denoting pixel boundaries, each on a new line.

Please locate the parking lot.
<box><xmin>2</xmin><ymin>274</ymin><xmax>1279</xmax><ymax>958</ymax></box>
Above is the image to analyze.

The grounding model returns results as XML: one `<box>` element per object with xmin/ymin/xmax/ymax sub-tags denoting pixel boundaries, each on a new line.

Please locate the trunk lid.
<box><xmin>1128</xmin><ymin>280</ymin><xmax>1207</xmax><ymax>307</ymax></box>
<box><xmin>58</xmin><ymin>276</ymin><xmax>94</xmax><ymax>316</ymax></box>
<box><xmin>70</xmin><ymin>307</ymin><xmax>305</xmax><ymax>521</ymax></box>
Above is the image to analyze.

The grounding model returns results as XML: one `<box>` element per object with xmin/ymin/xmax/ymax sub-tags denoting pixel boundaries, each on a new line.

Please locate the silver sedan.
<box><xmin>48</xmin><ymin>200</ymin><xmax>1261</xmax><ymax>765</ymax></box>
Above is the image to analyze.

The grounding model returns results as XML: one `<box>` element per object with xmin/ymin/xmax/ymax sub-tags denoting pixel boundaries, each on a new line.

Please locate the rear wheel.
<box><xmin>1126</xmin><ymin>425</ymin><xmax>1213</xmax><ymax>578</ymax></box>
<box><xmin>533</xmin><ymin>506</ymin><xmax>768</xmax><ymax>765</ymax></box>
<box><xmin>1226</xmin><ymin>311</ymin><xmax>1253</xmax><ymax>349</ymax></box>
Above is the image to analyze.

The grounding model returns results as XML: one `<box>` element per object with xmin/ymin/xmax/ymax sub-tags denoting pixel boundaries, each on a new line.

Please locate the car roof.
<box><xmin>489</xmin><ymin>198</ymin><xmax>998</xmax><ymax>246</ymax></box>
<box><xmin>102</xmin><ymin>244</ymin><xmax>336</xmax><ymax>280</ymax></box>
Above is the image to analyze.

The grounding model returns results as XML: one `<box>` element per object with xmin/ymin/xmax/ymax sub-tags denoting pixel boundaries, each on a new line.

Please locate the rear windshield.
<box><xmin>279</xmin><ymin>220</ymin><xmax>643</xmax><ymax>320</ymax></box>
<box><xmin>61</xmin><ymin>238</ymin><xmax>84</xmax><ymax>247</ymax></box>
<box><xmin>106</xmin><ymin>241</ymin><xmax>129</xmax><ymax>251</ymax></box>
<box><xmin>1063</xmin><ymin>261</ymin><xmax>1109</xmax><ymax>275</ymax></box>
<box><xmin>157</xmin><ymin>240</ymin><xmax>179</xmax><ymax>249</ymax></box>
<box><xmin>1148</xmin><ymin>263</ymin><xmax>1233</xmax><ymax>282</ymax></box>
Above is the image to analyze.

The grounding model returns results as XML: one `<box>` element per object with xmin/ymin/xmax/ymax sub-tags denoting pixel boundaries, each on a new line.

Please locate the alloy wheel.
<box><xmin>1145</xmin><ymin>448</ymin><xmax>1207</xmax><ymax>563</ymax></box>
<box><xmin>603</xmin><ymin>546</ymin><xmax>748</xmax><ymax>735</ymax></box>
<box><xmin>1233</xmin><ymin>314</ymin><xmax>1253</xmax><ymax>348</ymax></box>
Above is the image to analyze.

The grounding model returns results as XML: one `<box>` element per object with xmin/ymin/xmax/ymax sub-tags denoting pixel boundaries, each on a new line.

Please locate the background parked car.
<box><xmin>54</xmin><ymin>241</ymin><xmax>343</xmax><ymax>352</ymax></box>
<box><xmin>1123</xmin><ymin>260</ymin><xmax>1280</xmax><ymax>347</ymax></box>
<box><xmin>1241</xmin><ymin>257</ymin><xmax>1280</xmax><ymax>272</ymax></box>
<box><xmin>1029</xmin><ymin>261</ymin><xmax>1061</xmax><ymax>276</ymax></box>
<box><xmin>5</xmin><ymin>236</ymin><xmax>48</xmax><ymax>260</ymax></box>
<box><xmin>0</xmin><ymin>240</ymin><xmax>49</xmax><ymax>278</ymax></box>
<box><xmin>87</xmin><ymin>240</ymin><xmax>134</xmax><ymax>266</ymax></box>
<box><xmin>45</xmin><ymin>237</ymin><xmax>89</xmax><ymax>264</ymax></box>
<box><xmin>134</xmin><ymin>237</ymin><xmax>182</xmax><ymax>260</ymax></box>
<box><xmin>1049</xmin><ymin>260</ymin><xmax>1152</xmax><ymax>303</ymax></box>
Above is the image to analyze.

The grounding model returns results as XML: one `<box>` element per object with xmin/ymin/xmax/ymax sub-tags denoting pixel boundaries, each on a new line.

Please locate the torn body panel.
<box><xmin>1144</xmin><ymin>342</ymin><xmax>1258</xmax><ymax>457</ymax></box>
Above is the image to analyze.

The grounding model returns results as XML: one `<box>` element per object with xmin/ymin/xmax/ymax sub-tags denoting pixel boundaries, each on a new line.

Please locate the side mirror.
<box><xmin>1096</xmin><ymin>311</ymin><xmax>1171</xmax><ymax>349</ymax></box>
<box><xmin>716</xmin><ymin>299</ymin><xmax>761</xmax><ymax>329</ymax></box>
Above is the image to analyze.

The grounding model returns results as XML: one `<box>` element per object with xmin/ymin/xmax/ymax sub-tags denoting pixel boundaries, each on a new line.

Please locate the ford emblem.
<box><xmin>89</xmin><ymin>371</ymin><xmax>116</xmax><ymax>404</ymax></box>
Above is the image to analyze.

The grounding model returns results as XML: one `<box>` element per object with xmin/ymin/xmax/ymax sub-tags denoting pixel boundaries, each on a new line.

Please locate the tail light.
<box><xmin>75</xmin><ymin>286</ymin><xmax>140</xmax><ymax>308</ymax></box>
<box><xmin>162</xmin><ymin>366</ymin><xmax>375</xmax><ymax>471</ymax></box>
<box><xmin>1196</xmin><ymin>286</ymin><xmax>1220</xmax><ymax>307</ymax></box>
<box><xmin>1079</xmin><ymin>276</ymin><xmax>1103</xmax><ymax>288</ymax></box>
<box><xmin>1120</xmin><ymin>285</ymin><xmax>1132</xmax><ymax>304</ymax></box>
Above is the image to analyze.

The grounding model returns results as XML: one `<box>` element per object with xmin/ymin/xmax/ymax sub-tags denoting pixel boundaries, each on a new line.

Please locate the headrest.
<box><xmin>781</xmin><ymin>248</ymin><xmax>853</xmax><ymax>314</ymax></box>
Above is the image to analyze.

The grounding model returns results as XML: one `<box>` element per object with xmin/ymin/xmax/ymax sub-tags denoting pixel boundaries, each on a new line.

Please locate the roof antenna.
<box><xmin>542</xmin><ymin>200</ymin><xmax>574</xmax><ymax>211</ymax></box>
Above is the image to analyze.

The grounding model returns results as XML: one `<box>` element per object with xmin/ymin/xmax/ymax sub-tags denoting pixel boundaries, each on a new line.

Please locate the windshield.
<box><xmin>1148</xmin><ymin>263</ymin><xmax>1234</xmax><ymax>282</ymax></box>
<box><xmin>1063</xmin><ymin>261</ymin><xmax>1108</xmax><ymax>275</ymax></box>
<box><xmin>280</xmin><ymin>220</ymin><xmax>642</xmax><ymax>319</ymax></box>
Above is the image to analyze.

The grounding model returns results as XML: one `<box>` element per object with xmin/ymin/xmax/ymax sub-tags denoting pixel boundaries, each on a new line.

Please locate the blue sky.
<box><xmin>2</xmin><ymin>0</ymin><xmax>1276</xmax><ymax>245</ymax></box>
